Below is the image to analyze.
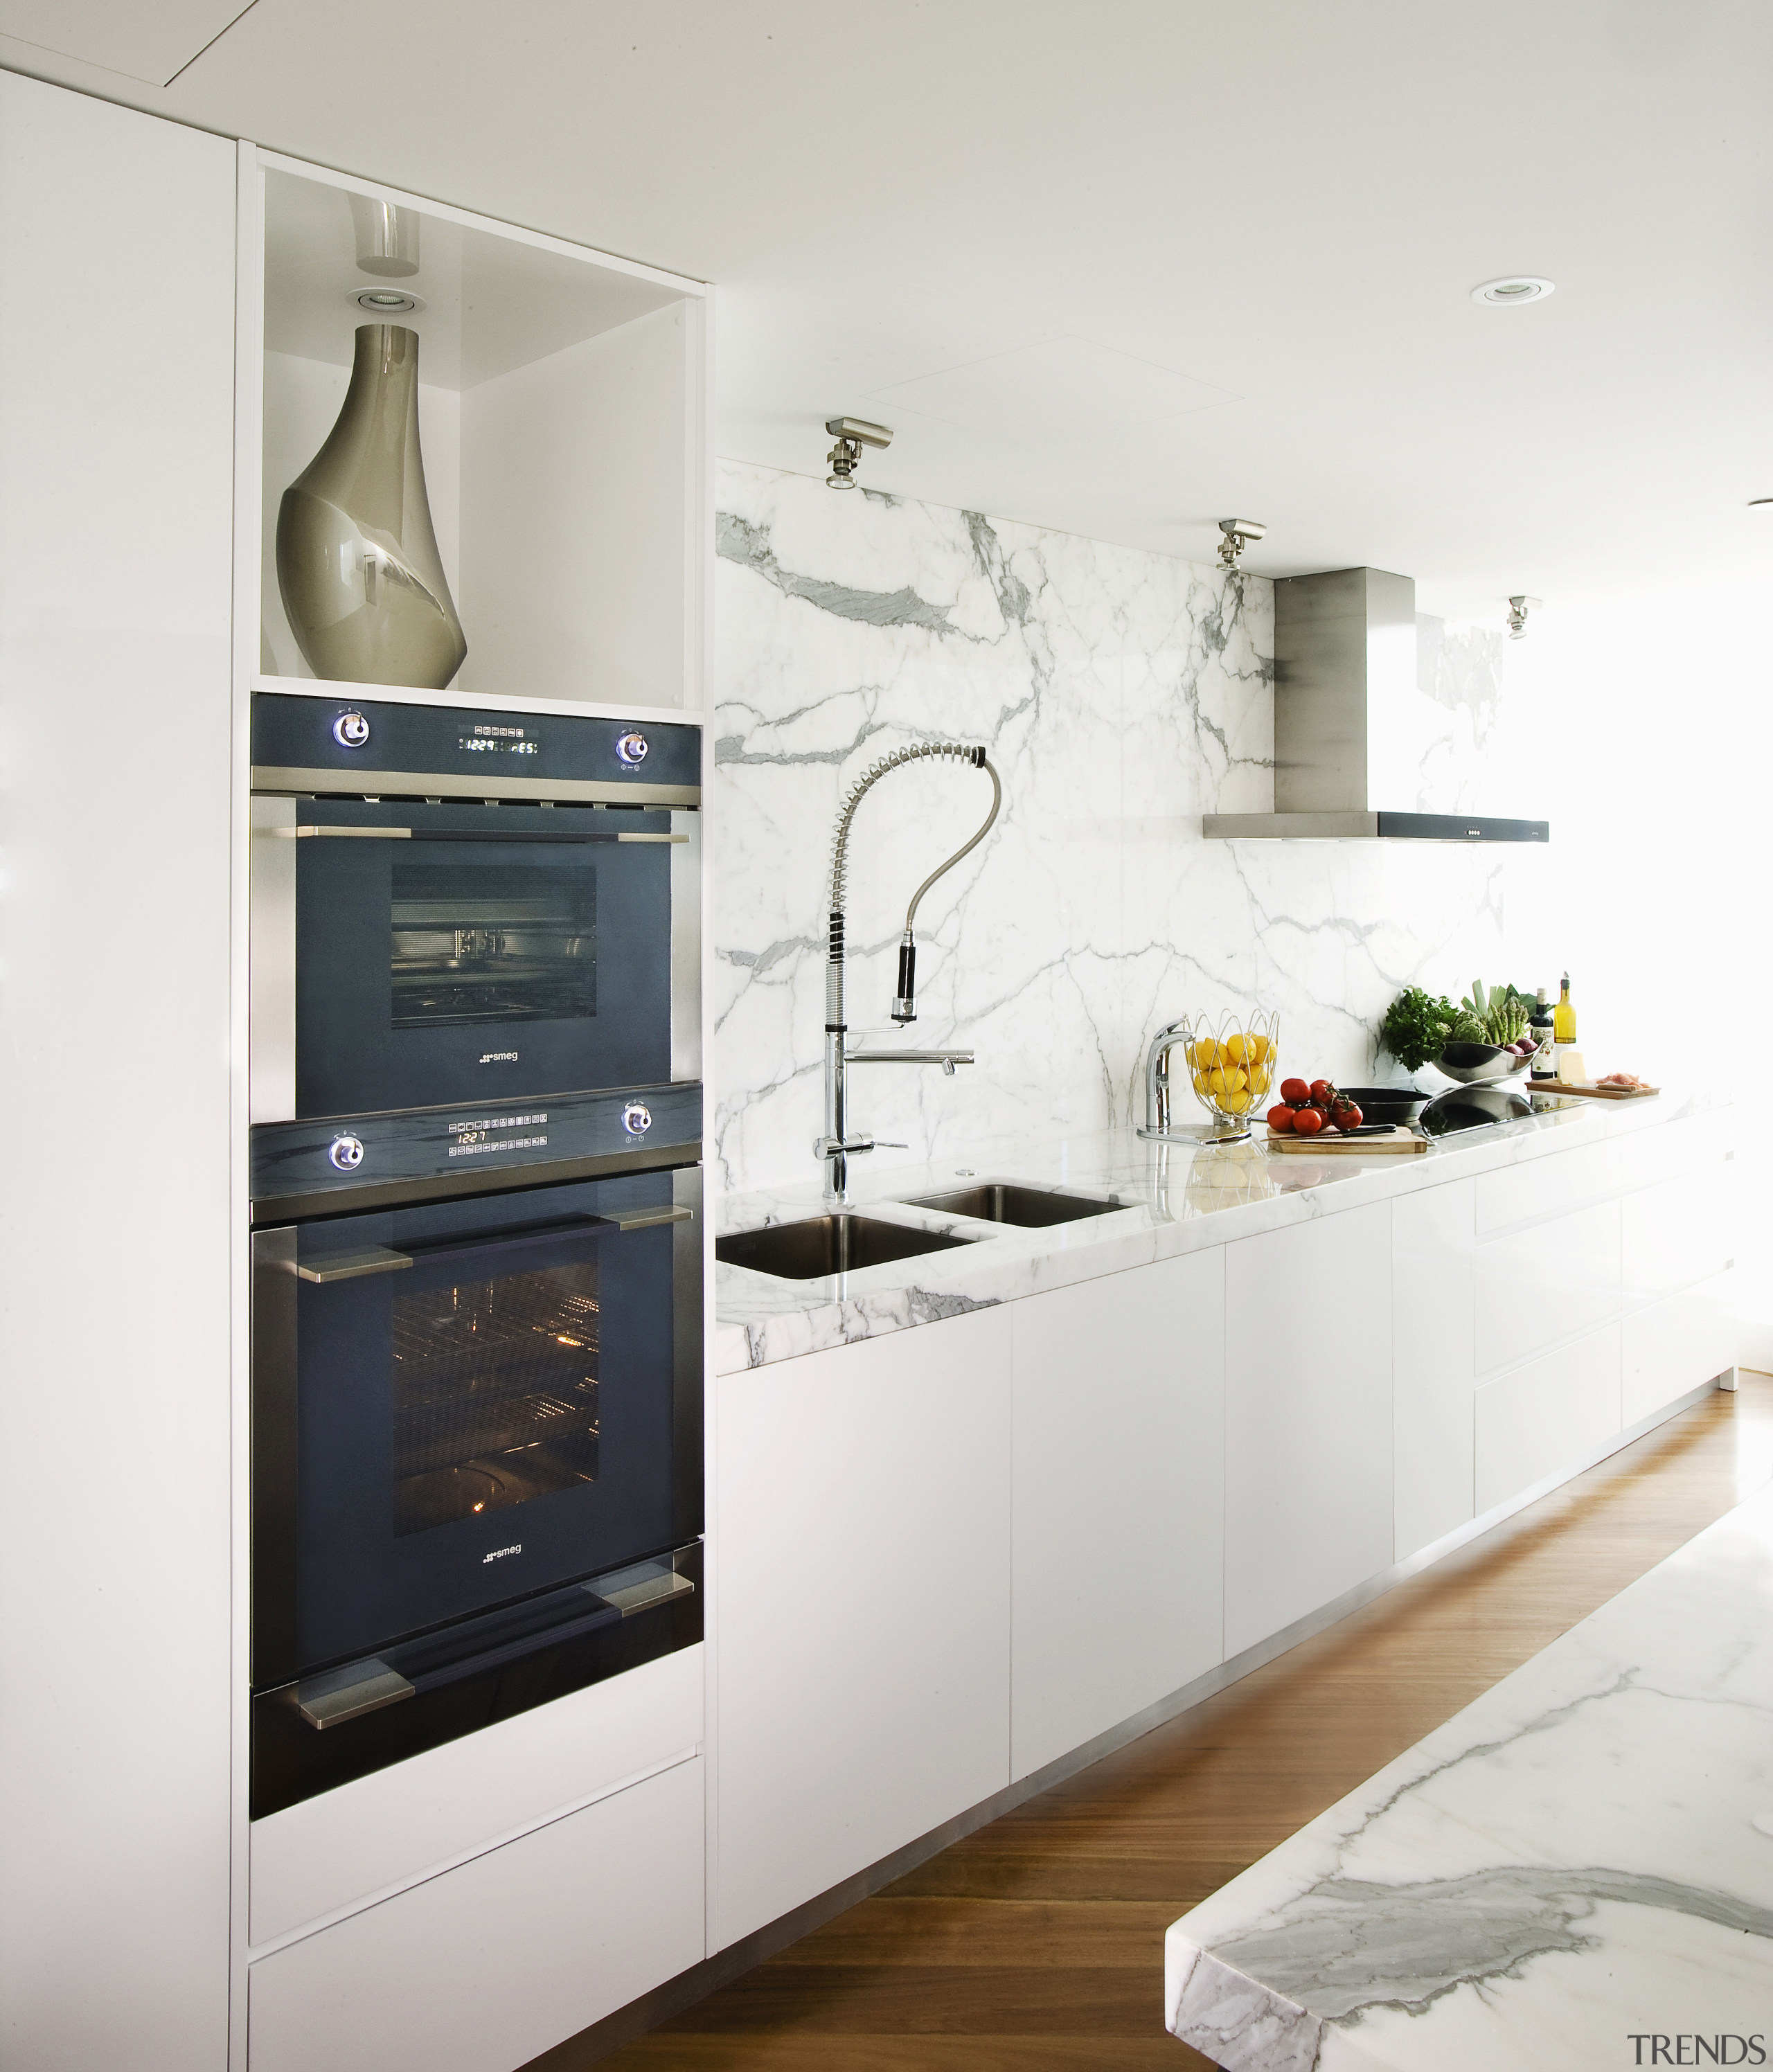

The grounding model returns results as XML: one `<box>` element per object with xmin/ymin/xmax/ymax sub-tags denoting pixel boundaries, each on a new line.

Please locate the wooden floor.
<box><xmin>596</xmin><ymin>1377</ymin><xmax>1773</xmax><ymax>2071</ymax></box>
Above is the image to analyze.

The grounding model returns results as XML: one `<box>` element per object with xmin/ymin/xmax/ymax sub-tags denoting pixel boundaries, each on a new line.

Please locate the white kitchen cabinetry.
<box><xmin>1010</xmin><ymin>1254</ymin><xmax>1226</xmax><ymax>1781</ymax></box>
<box><xmin>250</xmin><ymin>1645</ymin><xmax>703</xmax><ymax>1947</ymax></box>
<box><xmin>1393</xmin><ymin>1181</ymin><xmax>1477</xmax><ymax>1561</ymax></box>
<box><xmin>1623</xmin><ymin>1272</ymin><xmax>1736</xmax><ymax>1427</ymax></box>
<box><xmin>0</xmin><ymin>72</ymin><xmax>236</xmax><ymax>2070</ymax></box>
<box><xmin>1223</xmin><ymin>1205</ymin><xmax>1393</xmax><ymax>1659</ymax></box>
<box><xmin>247</xmin><ymin>1756</ymin><xmax>704</xmax><ymax>2072</ymax></box>
<box><xmin>1476</xmin><ymin>1326</ymin><xmax>1623</xmax><ymax>1515</ymax></box>
<box><xmin>713</xmin><ymin>1307</ymin><xmax>1014</xmax><ymax>1950</ymax></box>
<box><xmin>1475</xmin><ymin>1199</ymin><xmax>1622</xmax><ymax>1376</ymax></box>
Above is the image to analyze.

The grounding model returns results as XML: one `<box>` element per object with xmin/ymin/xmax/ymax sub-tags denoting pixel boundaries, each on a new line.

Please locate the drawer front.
<box><xmin>247</xmin><ymin>1755</ymin><xmax>704</xmax><ymax>2072</ymax></box>
<box><xmin>1393</xmin><ymin>1180</ymin><xmax>1476</xmax><ymax>1562</ymax></box>
<box><xmin>1475</xmin><ymin>1325</ymin><xmax>1621</xmax><ymax>1515</ymax></box>
<box><xmin>1476</xmin><ymin>1199</ymin><xmax>1621</xmax><ymax>1377</ymax></box>
<box><xmin>1622</xmin><ymin>1271</ymin><xmax>1736</xmax><ymax>1427</ymax></box>
<box><xmin>1619</xmin><ymin>1110</ymin><xmax>1733</xmax><ymax>1195</ymax></box>
<box><xmin>1621</xmin><ymin>1167</ymin><xmax>1734</xmax><ymax>1309</ymax></box>
<box><xmin>251</xmin><ymin>1645</ymin><xmax>702</xmax><ymax>1947</ymax></box>
<box><xmin>1474</xmin><ymin>1141</ymin><xmax>1621</xmax><ymax>1238</ymax></box>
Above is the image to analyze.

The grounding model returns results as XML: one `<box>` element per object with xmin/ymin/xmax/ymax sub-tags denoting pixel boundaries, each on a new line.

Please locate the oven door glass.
<box><xmin>277</xmin><ymin>1170</ymin><xmax>697</xmax><ymax>1675</ymax></box>
<box><xmin>293</xmin><ymin>800</ymin><xmax>672</xmax><ymax>1117</ymax></box>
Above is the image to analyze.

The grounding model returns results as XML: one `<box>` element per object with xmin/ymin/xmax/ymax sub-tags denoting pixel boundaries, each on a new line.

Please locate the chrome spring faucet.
<box><xmin>819</xmin><ymin>742</ymin><xmax>1003</xmax><ymax>1204</ymax></box>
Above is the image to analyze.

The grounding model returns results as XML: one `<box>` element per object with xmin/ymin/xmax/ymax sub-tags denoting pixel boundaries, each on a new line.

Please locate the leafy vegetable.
<box><xmin>1378</xmin><ymin>985</ymin><xmax>1459</xmax><ymax>1071</ymax></box>
<box><xmin>1451</xmin><ymin>980</ymin><xmax>1531</xmax><ymax>1047</ymax></box>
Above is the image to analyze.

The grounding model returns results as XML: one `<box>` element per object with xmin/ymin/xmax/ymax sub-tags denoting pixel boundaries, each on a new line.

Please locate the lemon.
<box><xmin>1207</xmin><ymin>1064</ymin><xmax>1247</xmax><ymax>1096</ymax></box>
<box><xmin>1247</xmin><ymin>1032</ymin><xmax>1272</xmax><ymax>1064</ymax></box>
<box><xmin>1225</xmin><ymin>1031</ymin><xmax>1251</xmax><ymax>1064</ymax></box>
<box><xmin>1193</xmin><ymin>1036</ymin><xmax>1221</xmax><ymax>1069</ymax></box>
<box><xmin>1248</xmin><ymin>1064</ymin><xmax>1272</xmax><ymax>1097</ymax></box>
<box><xmin>1191</xmin><ymin>1070</ymin><xmax>1211</xmax><ymax>1097</ymax></box>
<box><xmin>1220</xmin><ymin>1088</ymin><xmax>1252</xmax><ymax>1114</ymax></box>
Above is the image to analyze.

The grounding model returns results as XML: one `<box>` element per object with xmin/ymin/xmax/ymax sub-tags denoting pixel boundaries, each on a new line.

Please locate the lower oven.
<box><xmin>251</xmin><ymin>1160</ymin><xmax>701</xmax><ymax>1818</ymax></box>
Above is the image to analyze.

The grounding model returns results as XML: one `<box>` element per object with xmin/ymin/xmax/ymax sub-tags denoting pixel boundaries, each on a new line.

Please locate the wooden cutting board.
<box><xmin>1529</xmin><ymin>1080</ymin><xmax>1660</xmax><ymax>1101</ymax></box>
<box><xmin>1265</xmin><ymin>1126</ymin><xmax>1427</xmax><ymax>1154</ymax></box>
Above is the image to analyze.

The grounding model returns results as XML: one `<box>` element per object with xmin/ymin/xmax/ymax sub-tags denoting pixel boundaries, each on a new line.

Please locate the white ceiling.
<box><xmin>6</xmin><ymin>0</ymin><xmax>1770</xmax><ymax>618</ymax></box>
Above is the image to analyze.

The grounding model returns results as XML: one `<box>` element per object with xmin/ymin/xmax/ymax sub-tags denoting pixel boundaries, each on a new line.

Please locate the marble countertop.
<box><xmin>713</xmin><ymin>1085</ymin><xmax>1720</xmax><ymax>1375</ymax></box>
<box><xmin>1164</xmin><ymin>1476</ymin><xmax>1773</xmax><ymax>2071</ymax></box>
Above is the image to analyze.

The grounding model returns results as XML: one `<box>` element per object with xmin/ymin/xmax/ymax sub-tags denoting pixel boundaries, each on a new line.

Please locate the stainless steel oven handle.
<box><xmin>611</xmin><ymin>1205</ymin><xmax>696</xmax><ymax>1232</ymax></box>
<box><xmin>287</xmin><ymin>1247</ymin><xmax>413</xmax><ymax>1283</ymax></box>
<box><xmin>294</xmin><ymin>1658</ymin><xmax>415</xmax><ymax>1729</ymax></box>
<box><xmin>274</xmin><ymin>826</ymin><xmax>686</xmax><ymax>843</ymax></box>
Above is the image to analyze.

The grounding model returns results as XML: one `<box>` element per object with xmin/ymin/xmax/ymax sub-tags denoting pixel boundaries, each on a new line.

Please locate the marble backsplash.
<box><xmin>711</xmin><ymin>459</ymin><xmax>1511</xmax><ymax>1197</ymax></box>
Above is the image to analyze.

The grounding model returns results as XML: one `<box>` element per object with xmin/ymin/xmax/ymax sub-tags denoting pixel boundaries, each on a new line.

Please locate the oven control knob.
<box><xmin>332</xmin><ymin>709</ymin><xmax>371</xmax><ymax>749</ymax></box>
<box><xmin>328</xmin><ymin>1134</ymin><xmax>366</xmax><ymax>1171</ymax></box>
<box><xmin>615</xmin><ymin>731</ymin><xmax>649</xmax><ymax>767</ymax></box>
<box><xmin>621</xmin><ymin>1102</ymin><xmax>652</xmax><ymax>1138</ymax></box>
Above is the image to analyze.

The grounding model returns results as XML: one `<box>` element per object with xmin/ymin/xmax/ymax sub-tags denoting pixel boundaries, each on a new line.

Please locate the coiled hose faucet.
<box><xmin>819</xmin><ymin>742</ymin><xmax>1003</xmax><ymax>1204</ymax></box>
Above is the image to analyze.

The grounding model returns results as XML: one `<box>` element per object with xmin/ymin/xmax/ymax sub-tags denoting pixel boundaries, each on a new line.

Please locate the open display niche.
<box><xmin>253</xmin><ymin>153</ymin><xmax>707</xmax><ymax>711</ymax></box>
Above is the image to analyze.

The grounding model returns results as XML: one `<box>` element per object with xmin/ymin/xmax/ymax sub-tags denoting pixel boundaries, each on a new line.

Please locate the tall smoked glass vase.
<box><xmin>276</xmin><ymin>323</ymin><xmax>467</xmax><ymax>689</ymax></box>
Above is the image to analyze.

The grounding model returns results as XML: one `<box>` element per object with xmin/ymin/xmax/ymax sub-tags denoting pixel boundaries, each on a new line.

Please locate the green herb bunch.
<box><xmin>1378</xmin><ymin>986</ymin><xmax>1459</xmax><ymax>1071</ymax></box>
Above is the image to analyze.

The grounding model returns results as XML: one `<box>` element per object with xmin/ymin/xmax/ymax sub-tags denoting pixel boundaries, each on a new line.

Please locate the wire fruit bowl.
<box><xmin>1182</xmin><ymin>1008</ymin><xmax>1281</xmax><ymax>1141</ymax></box>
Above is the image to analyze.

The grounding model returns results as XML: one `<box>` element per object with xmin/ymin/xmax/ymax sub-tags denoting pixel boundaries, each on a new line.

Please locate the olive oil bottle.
<box><xmin>1553</xmin><ymin>972</ymin><xmax>1578</xmax><ymax>1045</ymax></box>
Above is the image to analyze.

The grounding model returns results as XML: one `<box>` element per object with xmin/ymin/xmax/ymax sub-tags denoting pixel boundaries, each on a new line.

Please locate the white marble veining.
<box><xmin>713</xmin><ymin>460</ymin><xmax>1518</xmax><ymax>1198</ymax></box>
<box><xmin>1165</xmin><ymin>1473</ymin><xmax>1773</xmax><ymax>2071</ymax></box>
<box><xmin>713</xmin><ymin>1087</ymin><xmax>1715</xmax><ymax>1376</ymax></box>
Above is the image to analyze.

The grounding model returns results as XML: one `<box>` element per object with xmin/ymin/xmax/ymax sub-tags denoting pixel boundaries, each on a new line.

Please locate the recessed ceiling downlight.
<box><xmin>1472</xmin><ymin>276</ymin><xmax>1555</xmax><ymax>305</ymax></box>
<box><xmin>352</xmin><ymin>287</ymin><xmax>425</xmax><ymax>314</ymax></box>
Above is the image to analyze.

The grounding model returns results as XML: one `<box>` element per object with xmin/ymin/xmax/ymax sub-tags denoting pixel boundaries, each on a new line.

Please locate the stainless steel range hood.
<box><xmin>1204</xmin><ymin>567</ymin><xmax>1549</xmax><ymax>843</ymax></box>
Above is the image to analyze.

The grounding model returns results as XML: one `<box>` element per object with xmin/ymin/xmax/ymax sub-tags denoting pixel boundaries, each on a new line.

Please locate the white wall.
<box><xmin>0</xmin><ymin>71</ymin><xmax>236</xmax><ymax>2066</ymax></box>
<box><xmin>1502</xmin><ymin>582</ymin><xmax>1773</xmax><ymax>1361</ymax></box>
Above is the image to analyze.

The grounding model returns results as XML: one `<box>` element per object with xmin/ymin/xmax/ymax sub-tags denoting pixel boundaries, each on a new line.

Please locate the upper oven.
<box><xmin>250</xmin><ymin>690</ymin><xmax>700</xmax><ymax>1123</ymax></box>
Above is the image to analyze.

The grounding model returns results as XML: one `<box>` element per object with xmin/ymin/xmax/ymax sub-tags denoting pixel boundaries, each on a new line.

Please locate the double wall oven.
<box><xmin>249</xmin><ymin>690</ymin><xmax>702</xmax><ymax>1819</ymax></box>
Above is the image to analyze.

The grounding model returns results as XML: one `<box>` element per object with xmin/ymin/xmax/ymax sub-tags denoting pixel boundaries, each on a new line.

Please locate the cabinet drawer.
<box><xmin>1474</xmin><ymin>1141</ymin><xmax>1620</xmax><ymax>1236</ymax></box>
<box><xmin>714</xmin><ymin>1308</ymin><xmax>1012</xmax><ymax>1952</ymax></box>
<box><xmin>1621</xmin><ymin>1168</ymin><xmax>1734</xmax><ymax>1308</ymax></box>
<box><xmin>1010</xmin><ymin>1253</ymin><xmax>1224</xmax><ymax>1782</ymax></box>
<box><xmin>1475</xmin><ymin>1325</ymin><xmax>1620</xmax><ymax>1515</ymax></box>
<box><xmin>1393</xmin><ymin>1180</ymin><xmax>1476</xmax><ymax>1562</ymax></box>
<box><xmin>247</xmin><ymin>1755</ymin><xmax>704</xmax><ymax>2072</ymax></box>
<box><xmin>1224</xmin><ymin>1204</ymin><xmax>1393</xmax><ymax>1660</ymax></box>
<box><xmin>251</xmin><ymin>1644</ymin><xmax>702</xmax><ymax>1947</ymax></box>
<box><xmin>1621</xmin><ymin>1271</ymin><xmax>1736</xmax><ymax>1427</ymax></box>
<box><xmin>1620</xmin><ymin>1111</ymin><xmax>1733</xmax><ymax>1194</ymax></box>
<box><xmin>1476</xmin><ymin>1200</ymin><xmax>1620</xmax><ymax>1376</ymax></box>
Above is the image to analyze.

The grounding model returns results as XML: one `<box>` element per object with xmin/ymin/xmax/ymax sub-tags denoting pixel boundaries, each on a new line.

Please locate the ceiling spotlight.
<box><xmin>825</xmin><ymin>416</ymin><xmax>892</xmax><ymax>489</ymax></box>
<box><xmin>1217</xmin><ymin>519</ymin><xmax>1266</xmax><ymax>571</ymax></box>
<box><xmin>353</xmin><ymin>287</ymin><xmax>425</xmax><ymax>314</ymax></box>
<box><xmin>1472</xmin><ymin>276</ymin><xmax>1556</xmax><ymax>305</ymax></box>
<box><xmin>1506</xmin><ymin>593</ymin><xmax>1542</xmax><ymax>639</ymax></box>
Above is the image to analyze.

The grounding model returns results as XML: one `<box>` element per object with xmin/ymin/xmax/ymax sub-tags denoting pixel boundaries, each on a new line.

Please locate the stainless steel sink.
<box><xmin>715</xmin><ymin>1214</ymin><xmax>979</xmax><ymax>1281</ymax></box>
<box><xmin>898</xmin><ymin>1182</ymin><xmax>1121</xmax><ymax>1226</ymax></box>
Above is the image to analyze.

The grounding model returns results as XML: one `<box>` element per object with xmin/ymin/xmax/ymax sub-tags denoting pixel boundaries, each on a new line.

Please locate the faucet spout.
<box><xmin>819</xmin><ymin>742</ymin><xmax>1002</xmax><ymax>1202</ymax></box>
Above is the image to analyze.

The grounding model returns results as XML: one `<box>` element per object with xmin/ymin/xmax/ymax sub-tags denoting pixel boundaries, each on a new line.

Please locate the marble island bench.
<box><xmin>699</xmin><ymin>1091</ymin><xmax>1739</xmax><ymax>1968</ymax></box>
<box><xmin>1166</xmin><ymin>1479</ymin><xmax>1773</xmax><ymax>2071</ymax></box>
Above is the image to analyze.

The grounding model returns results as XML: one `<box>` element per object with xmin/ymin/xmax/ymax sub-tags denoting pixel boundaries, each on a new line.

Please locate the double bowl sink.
<box><xmin>716</xmin><ymin>1182</ymin><xmax>1122</xmax><ymax>1282</ymax></box>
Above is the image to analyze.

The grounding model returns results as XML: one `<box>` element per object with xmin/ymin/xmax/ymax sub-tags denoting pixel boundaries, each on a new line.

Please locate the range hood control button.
<box><xmin>615</xmin><ymin>731</ymin><xmax>649</xmax><ymax>767</ymax></box>
<box><xmin>621</xmin><ymin>1102</ymin><xmax>652</xmax><ymax>1137</ymax></box>
<box><xmin>332</xmin><ymin>710</ymin><xmax>371</xmax><ymax>749</ymax></box>
<box><xmin>329</xmin><ymin>1134</ymin><xmax>366</xmax><ymax>1171</ymax></box>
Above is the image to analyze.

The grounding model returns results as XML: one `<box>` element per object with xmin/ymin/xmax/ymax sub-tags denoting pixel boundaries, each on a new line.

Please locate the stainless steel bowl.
<box><xmin>1435</xmin><ymin>1041</ymin><xmax>1532</xmax><ymax>1084</ymax></box>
